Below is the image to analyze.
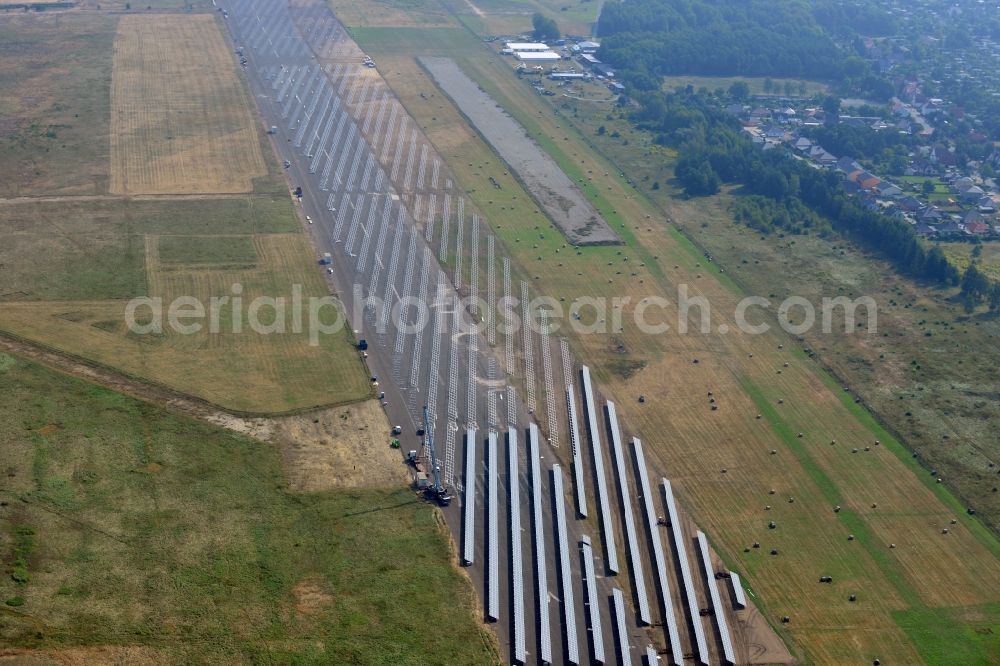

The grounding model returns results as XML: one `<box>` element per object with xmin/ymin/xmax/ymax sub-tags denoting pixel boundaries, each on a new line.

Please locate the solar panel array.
<box><xmin>528</xmin><ymin>425</ymin><xmax>553</xmax><ymax>664</ymax></box>
<box><xmin>605</xmin><ymin>402</ymin><xmax>651</xmax><ymax>626</ymax></box>
<box><xmin>663</xmin><ymin>479</ymin><xmax>710</xmax><ymax>665</ymax></box>
<box><xmin>697</xmin><ymin>531</ymin><xmax>736</xmax><ymax>665</ymax></box>
<box><xmin>552</xmin><ymin>465</ymin><xmax>580</xmax><ymax>664</ymax></box>
<box><xmin>508</xmin><ymin>428</ymin><xmax>526</xmax><ymax>664</ymax></box>
<box><xmin>224</xmin><ymin>2</ymin><xmax>752</xmax><ymax>661</ymax></box>
<box><xmin>580</xmin><ymin>535</ymin><xmax>605</xmax><ymax>664</ymax></box>
<box><xmin>580</xmin><ymin>367</ymin><xmax>619</xmax><ymax>575</ymax></box>
<box><xmin>612</xmin><ymin>588</ymin><xmax>633</xmax><ymax>666</ymax></box>
<box><xmin>487</xmin><ymin>431</ymin><xmax>500</xmax><ymax>622</ymax></box>
<box><xmin>566</xmin><ymin>385</ymin><xmax>588</xmax><ymax>518</ymax></box>
<box><xmin>632</xmin><ymin>438</ymin><xmax>683</xmax><ymax>664</ymax></box>
<box><xmin>463</xmin><ymin>428</ymin><xmax>477</xmax><ymax>565</ymax></box>
<box><xmin>730</xmin><ymin>571</ymin><xmax>748</xmax><ymax>610</ymax></box>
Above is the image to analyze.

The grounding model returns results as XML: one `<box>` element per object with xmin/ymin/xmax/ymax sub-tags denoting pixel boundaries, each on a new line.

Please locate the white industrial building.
<box><xmin>505</xmin><ymin>42</ymin><xmax>550</xmax><ymax>52</ymax></box>
<box><xmin>515</xmin><ymin>50</ymin><xmax>562</xmax><ymax>62</ymax></box>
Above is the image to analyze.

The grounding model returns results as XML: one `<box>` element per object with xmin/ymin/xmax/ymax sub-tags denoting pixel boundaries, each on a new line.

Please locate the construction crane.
<box><xmin>422</xmin><ymin>406</ymin><xmax>452</xmax><ymax>506</ymax></box>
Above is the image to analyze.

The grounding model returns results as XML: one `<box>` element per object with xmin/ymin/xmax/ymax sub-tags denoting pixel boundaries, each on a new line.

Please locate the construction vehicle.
<box><xmin>420</xmin><ymin>406</ymin><xmax>452</xmax><ymax>506</ymax></box>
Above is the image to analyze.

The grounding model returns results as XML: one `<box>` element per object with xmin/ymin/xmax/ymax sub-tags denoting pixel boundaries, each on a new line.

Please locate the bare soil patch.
<box><xmin>420</xmin><ymin>56</ymin><xmax>619</xmax><ymax>246</ymax></box>
<box><xmin>273</xmin><ymin>399</ymin><xmax>408</xmax><ymax>492</ymax></box>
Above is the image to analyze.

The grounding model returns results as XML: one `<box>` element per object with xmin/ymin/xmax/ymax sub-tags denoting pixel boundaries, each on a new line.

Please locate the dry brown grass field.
<box><xmin>109</xmin><ymin>14</ymin><xmax>266</xmax><ymax>195</ymax></box>
<box><xmin>354</xmin><ymin>23</ymin><xmax>1000</xmax><ymax>663</ymax></box>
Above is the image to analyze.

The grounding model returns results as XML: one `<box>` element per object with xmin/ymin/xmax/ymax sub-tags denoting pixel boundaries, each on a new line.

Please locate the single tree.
<box><xmin>822</xmin><ymin>95</ymin><xmax>841</xmax><ymax>119</ymax></box>
<box><xmin>728</xmin><ymin>81</ymin><xmax>750</xmax><ymax>100</ymax></box>
<box><xmin>989</xmin><ymin>283</ymin><xmax>1000</xmax><ymax>313</ymax></box>
<box><xmin>531</xmin><ymin>13</ymin><xmax>559</xmax><ymax>41</ymax></box>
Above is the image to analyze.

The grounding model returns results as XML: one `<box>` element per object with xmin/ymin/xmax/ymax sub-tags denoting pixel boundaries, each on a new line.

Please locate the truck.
<box><xmin>319</xmin><ymin>252</ymin><xmax>332</xmax><ymax>265</ymax></box>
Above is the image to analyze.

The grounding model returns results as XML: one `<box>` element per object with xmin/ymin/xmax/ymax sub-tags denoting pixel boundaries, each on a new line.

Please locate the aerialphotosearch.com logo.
<box><xmin>123</xmin><ymin>282</ymin><xmax>877</xmax><ymax>345</ymax></box>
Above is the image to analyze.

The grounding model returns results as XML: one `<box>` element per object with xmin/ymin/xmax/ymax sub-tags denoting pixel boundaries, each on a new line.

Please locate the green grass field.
<box><xmin>0</xmin><ymin>352</ymin><xmax>498</xmax><ymax>664</ymax></box>
<box><xmin>893</xmin><ymin>603</ymin><xmax>1000</xmax><ymax>665</ymax></box>
<box><xmin>938</xmin><ymin>240</ymin><xmax>1000</xmax><ymax>281</ymax></box>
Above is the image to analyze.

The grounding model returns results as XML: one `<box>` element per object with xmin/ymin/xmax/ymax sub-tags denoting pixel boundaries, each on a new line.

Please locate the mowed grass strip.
<box><xmin>109</xmin><ymin>15</ymin><xmax>266</xmax><ymax>195</ymax></box>
<box><xmin>0</xmin><ymin>353</ymin><xmax>498</xmax><ymax>664</ymax></box>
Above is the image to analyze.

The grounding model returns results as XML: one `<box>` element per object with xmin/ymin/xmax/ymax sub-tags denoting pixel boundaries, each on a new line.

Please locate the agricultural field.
<box><xmin>0</xmin><ymin>6</ymin><xmax>370</xmax><ymax>413</ymax></box>
<box><xmin>0</xmin><ymin>13</ymin><xmax>115</xmax><ymax>197</ymax></box>
<box><xmin>353</xmin><ymin>21</ymin><xmax>1000</xmax><ymax>664</ymax></box>
<box><xmin>0</xmin><ymin>197</ymin><xmax>372</xmax><ymax>413</ymax></box>
<box><xmin>109</xmin><ymin>15</ymin><xmax>267</xmax><ymax>195</ymax></box>
<box><xmin>0</xmin><ymin>353</ymin><xmax>498</xmax><ymax>664</ymax></box>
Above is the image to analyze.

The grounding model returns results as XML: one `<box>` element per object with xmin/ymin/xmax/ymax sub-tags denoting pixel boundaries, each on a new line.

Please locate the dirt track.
<box><xmin>420</xmin><ymin>56</ymin><xmax>619</xmax><ymax>246</ymax></box>
<box><xmin>0</xmin><ymin>332</ymin><xmax>403</xmax><ymax>491</ymax></box>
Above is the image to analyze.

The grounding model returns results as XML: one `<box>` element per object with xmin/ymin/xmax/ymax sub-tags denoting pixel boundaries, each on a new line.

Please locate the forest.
<box><xmin>596</xmin><ymin>0</ymin><xmax>895</xmax><ymax>97</ymax></box>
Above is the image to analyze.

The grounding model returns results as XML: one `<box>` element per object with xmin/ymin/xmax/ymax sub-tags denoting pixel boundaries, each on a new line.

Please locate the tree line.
<box><xmin>596</xmin><ymin>0</ymin><xmax>896</xmax><ymax>100</ymax></box>
<box><xmin>632</xmin><ymin>88</ymin><xmax>961</xmax><ymax>286</ymax></box>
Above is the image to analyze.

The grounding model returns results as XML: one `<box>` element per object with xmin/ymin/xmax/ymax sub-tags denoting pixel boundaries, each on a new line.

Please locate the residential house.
<box><xmin>762</xmin><ymin>125</ymin><xmax>786</xmax><ymax>139</ymax></box>
<box><xmin>936</xmin><ymin>220</ymin><xmax>964</xmax><ymax>235</ymax></box>
<box><xmin>960</xmin><ymin>185</ymin><xmax>986</xmax><ymax>203</ymax></box>
<box><xmin>952</xmin><ymin>176</ymin><xmax>975</xmax><ymax>191</ymax></box>
<box><xmin>877</xmin><ymin>182</ymin><xmax>903</xmax><ymax>198</ymax></box>
<box><xmin>836</xmin><ymin>156</ymin><xmax>863</xmax><ymax>174</ymax></box>
<box><xmin>916</xmin><ymin>205</ymin><xmax>943</xmax><ymax>222</ymax></box>
<box><xmin>815</xmin><ymin>151</ymin><xmax>838</xmax><ymax>167</ymax></box>
<box><xmin>857</xmin><ymin>172</ymin><xmax>882</xmax><ymax>191</ymax></box>
<box><xmin>961</xmin><ymin>210</ymin><xmax>984</xmax><ymax>226</ymax></box>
